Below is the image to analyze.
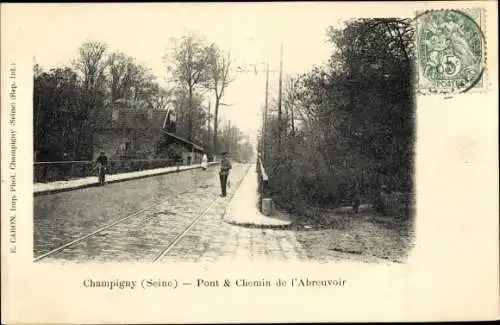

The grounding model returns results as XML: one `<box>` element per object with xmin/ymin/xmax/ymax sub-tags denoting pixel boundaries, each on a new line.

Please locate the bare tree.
<box><xmin>167</xmin><ymin>86</ymin><xmax>205</xmax><ymax>141</ymax></box>
<box><xmin>164</xmin><ymin>33</ymin><xmax>210</xmax><ymax>141</ymax></box>
<box><xmin>108</xmin><ymin>52</ymin><xmax>167</xmax><ymax>110</ymax></box>
<box><xmin>73</xmin><ymin>41</ymin><xmax>109</xmax><ymax>90</ymax></box>
<box><xmin>204</xmin><ymin>43</ymin><xmax>234</xmax><ymax>154</ymax></box>
<box><xmin>107</xmin><ymin>51</ymin><xmax>135</xmax><ymax>102</ymax></box>
<box><xmin>132</xmin><ymin>65</ymin><xmax>159</xmax><ymax>104</ymax></box>
<box><xmin>71</xmin><ymin>41</ymin><xmax>109</xmax><ymax>159</ymax></box>
<box><xmin>149</xmin><ymin>87</ymin><xmax>170</xmax><ymax>110</ymax></box>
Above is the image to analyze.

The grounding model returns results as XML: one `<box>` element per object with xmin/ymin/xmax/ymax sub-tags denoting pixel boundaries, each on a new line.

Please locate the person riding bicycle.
<box><xmin>95</xmin><ymin>151</ymin><xmax>108</xmax><ymax>186</ymax></box>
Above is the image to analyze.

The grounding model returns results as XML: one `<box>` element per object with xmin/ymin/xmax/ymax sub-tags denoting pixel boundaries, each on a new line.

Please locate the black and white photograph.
<box><xmin>1</xmin><ymin>2</ymin><xmax>498</xmax><ymax>324</ymax></box>
<box><xmin>31</xmin><ymin>5</ymin><xmax>416</xmax><ymax>264</ymax></box>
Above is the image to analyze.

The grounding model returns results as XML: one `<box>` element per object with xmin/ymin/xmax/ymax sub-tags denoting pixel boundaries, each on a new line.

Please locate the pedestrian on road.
<box><xmin>375</xmin><ymin>184</ymin><xmax>389</xmax><ymax>215</ymax></box>
<box><xmin>219</xmin><ymin>151</ymin><xmax>232</xmax><ymax>197</ymax></box>
<box><xmin>351</xmin><ymin>181</ymin><xmax>361</xmax><ymax>214</ymax></box>
<box><xmin>95</xmin><ymin>151</ymin><xmax>108</xmax><ymax>186</ymax></box>
<box><xmin>352</xmin><ymin>190</ymin><xmax>361</xmax><ymax>214</ymax></box>
<box><xmin>201</xmin><ymin>153</ymin><xmax>208</xmax><ymax>171</ymax></box>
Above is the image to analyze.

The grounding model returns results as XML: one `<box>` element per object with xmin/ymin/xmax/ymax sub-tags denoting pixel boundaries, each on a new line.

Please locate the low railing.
<box><xmin>257</xmin><ymin>158</ymin><xmax>270</xmax><ymax>196</ymax></box>
<box><xmin>257</xmin><ymin>157</ymin><xmax>273</xmax><ymax>214</ymax></box>
<box><xmin>34</xmin><ymin>158</ymin><xmax>187</xmax><ymax>183</ymax></box>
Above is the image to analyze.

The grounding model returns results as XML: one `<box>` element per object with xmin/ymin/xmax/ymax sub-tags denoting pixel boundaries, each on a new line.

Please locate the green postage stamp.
<box><xmin>416</xmin><ymin>8</ymin><xmax>486</xmax><ymax>95</ymax></box>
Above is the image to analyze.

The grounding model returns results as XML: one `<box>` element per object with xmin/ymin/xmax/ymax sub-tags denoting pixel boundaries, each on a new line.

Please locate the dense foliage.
<box><xmin>261</xmin><ymin>18</ymin><xmax>415</xmax><ymax>212</ymax></box>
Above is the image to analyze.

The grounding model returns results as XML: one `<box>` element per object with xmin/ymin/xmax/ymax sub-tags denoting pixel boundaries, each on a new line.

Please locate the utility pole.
<box><xmin>290</xmin><ymin>82</ymin><xmax>295</xmax><ymax>136</ymax></box>
<box><xmin>263</xmin><ymin>62</ymin><xmax>269</xmax><ymax>160</ymax></box>
<box><xmin>207</xmin><ymin>101</ymin><xmax>211</xmax><ymax>152</ymax></box>
<box><xmin>278</xmin><ymin>43</ymin><xmax>283</xmax><ymax>152</ymax></box>
<box><xmin>260</xmin><ymin>105</ymin><xmax>265</xmax><ymax>158</ymax></box>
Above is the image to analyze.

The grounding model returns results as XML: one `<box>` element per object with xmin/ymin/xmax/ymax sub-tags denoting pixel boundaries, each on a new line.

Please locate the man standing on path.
<box><xmin>219</xmin><ymin>152</ymin><xmax>232</xmax><ymax>197</ymax></box>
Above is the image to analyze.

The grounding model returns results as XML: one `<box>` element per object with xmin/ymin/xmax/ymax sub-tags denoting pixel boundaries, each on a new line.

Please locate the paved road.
<box><xmin>158</xmin><ymin>210</ymin><xmax>310</xmax><ymax>263</ymax></box>
<box><xmin>34</xmin><ymin>164</ymin><xmax>246</xmax><ymax>260</ymax></box>
<box><xmin>34</xmin><ymin>163</ymin><xmax>312</xmax><ymax>263</ymax></box>
<box><xmin>34</xmin><ymin>163</ymin><xmax>408</xmax><ymax>264</ymax></box>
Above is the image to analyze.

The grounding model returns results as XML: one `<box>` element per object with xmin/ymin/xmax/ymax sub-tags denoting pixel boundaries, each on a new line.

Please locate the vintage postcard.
<box><xmin>1</xmin><ymin>1</ymin><xmax>498</xmax><ymax>323</ymax></box>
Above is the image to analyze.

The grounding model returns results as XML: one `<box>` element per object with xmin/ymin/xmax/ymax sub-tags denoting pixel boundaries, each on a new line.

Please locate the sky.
<box><xmin>20</xmin><ymin>3</ymin><xmax>347</xmax><ymax>147</ymax></box>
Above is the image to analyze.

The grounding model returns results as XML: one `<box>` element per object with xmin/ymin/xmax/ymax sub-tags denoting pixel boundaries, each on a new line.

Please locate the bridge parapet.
<box><xmin>34</xmin><ymin>158</ymin><xmax>216</xmax><ymax>183</ymax></box>
<box><xmin>257</xmin><ymin>157</ymin><xmax>273</xmax><ymax>216</ymax></box>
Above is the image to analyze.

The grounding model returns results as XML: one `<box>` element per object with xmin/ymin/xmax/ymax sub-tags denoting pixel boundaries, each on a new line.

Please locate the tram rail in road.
<box><xmin>33</xmin><ymin>165</ymin><xmax>251</xmax><ymax>263</ymax></box>
<box><xmin>153</xmin><ymin>164</ymin><xmax>250</xmax><ymax>262</ymax></box>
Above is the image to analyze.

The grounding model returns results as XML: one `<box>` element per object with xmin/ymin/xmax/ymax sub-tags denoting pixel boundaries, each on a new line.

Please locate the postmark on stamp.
<box><xmin>416</xmin><ymin>8</ymin><xmax>485</xmax><ymax>95</ymax></box>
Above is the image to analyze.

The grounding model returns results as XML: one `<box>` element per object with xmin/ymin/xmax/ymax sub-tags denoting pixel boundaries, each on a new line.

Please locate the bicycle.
<box><xmin>96</xmin><ymin>163</ymin><xmax>106</xmax><ymax>186</ymax></box>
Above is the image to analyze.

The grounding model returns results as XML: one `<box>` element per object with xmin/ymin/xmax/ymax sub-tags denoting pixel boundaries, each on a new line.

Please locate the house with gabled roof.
<box><xmin>93</xmin><ymin>103</ymin><xmax>204</xmax><ymax>165</ymax></box>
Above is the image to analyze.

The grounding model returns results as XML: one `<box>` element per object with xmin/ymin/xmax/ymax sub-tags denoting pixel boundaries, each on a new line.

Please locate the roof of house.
<box><xmin>95</xmin><ymin>107</ymin><xmax>204</xmax><ymax>152</ymax></box>
<box><xmin>160</xmin><ymin>130</ymin><xmax>204</xmax><ymax>152</ymax></box>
